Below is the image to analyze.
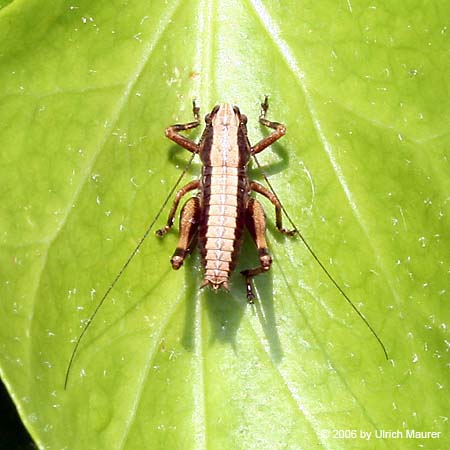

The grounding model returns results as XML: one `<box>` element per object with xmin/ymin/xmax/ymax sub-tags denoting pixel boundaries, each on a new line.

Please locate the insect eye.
<box><xmin>206</xmin><ymin>105</ymin><xmax>220</xmax><ymax>123</ymax></box>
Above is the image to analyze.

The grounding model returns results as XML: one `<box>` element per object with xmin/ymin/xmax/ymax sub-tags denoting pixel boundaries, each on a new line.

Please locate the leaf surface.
<box><xmin>0</xmin><ymin>1</ymin><xmax>448</xmax><ymax>449</ymax></box>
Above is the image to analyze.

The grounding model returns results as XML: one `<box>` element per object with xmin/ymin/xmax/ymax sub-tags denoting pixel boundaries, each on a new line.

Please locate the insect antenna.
<box><xmin>252</xmin><ymin>154</ymin><xmax>389</xmax><ymax>360</ymax></box>
<box><xmin>64</xmin><ymin>151</ymin><xmax>198</xmax><ymax>389</ymax></box>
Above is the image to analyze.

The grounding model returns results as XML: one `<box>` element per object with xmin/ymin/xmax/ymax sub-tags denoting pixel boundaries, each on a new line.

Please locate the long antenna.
<box><xmin>253</xmin><ymin>155</ymin><xmax>389</xmax><ymax>360</ymax></box>
<box><xmin>64</xmin><ymin>151</ymin><xmax>197</xmax><ymax>389</ymax></box>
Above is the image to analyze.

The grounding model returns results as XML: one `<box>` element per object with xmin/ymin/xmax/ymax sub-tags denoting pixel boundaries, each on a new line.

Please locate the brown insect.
<box><xmin>64</xmin><ymin>98</ymin><xmax>388</xmax><ymax>389</ymax></box>
<box><xmin>156</xmin><ymin>97</ymin><xmax>295</xmax><ymax>301</ymax></box>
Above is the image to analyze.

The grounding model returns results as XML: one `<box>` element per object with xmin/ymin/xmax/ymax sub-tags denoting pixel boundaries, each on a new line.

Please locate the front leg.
<box><xmin>165</xmin><ymin>100</ymin><xmax>201</xmax><ymax>153</ymax></box>
<box><xmin>251</xmin><ymin>96</ymin><xmax>286</xmax><ymax>155</ymax></box>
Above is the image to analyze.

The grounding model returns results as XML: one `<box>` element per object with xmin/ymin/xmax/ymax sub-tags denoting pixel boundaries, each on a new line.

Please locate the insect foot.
<box><xmin>156</xmin><ymin>226</ymin><xmax>169</xmax><ymax>237</ymax></box>
<box><xmin>280</xmin><ymin>228</ymin><xmax>297</xmax><ymax>237</ymax></box>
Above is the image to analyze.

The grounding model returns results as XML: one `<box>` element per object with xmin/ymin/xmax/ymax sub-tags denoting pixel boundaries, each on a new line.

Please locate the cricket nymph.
<box><xmin>63</xmin><ymin>100</ymin><xmax>390</xmax><ymax>390</ymax></box>
<box><xmin>158</xmin><ymin>98</ymin><xmax>295</xmax><ymax>301</ymax></box>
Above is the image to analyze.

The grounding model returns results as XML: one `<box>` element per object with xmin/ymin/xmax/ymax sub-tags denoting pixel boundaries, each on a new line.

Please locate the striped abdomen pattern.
<box><xmin>198</xmin><ymin>104</ymin><xmax>250</xmax><ymax>290</ymax></box>
<box><xmin>199</xmin><ymin>166</ymin><xmax>247</xmax><ymax>289</ymax></box>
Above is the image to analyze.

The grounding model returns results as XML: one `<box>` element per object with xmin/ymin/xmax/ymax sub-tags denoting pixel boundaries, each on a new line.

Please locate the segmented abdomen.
<box><xmin>199</xmin><ymin>166</ymin><xmax>247</xmax><ymax>289</ymax></box>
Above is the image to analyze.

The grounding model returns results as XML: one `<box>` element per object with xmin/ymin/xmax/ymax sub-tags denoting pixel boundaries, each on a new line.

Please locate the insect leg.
<box><xmin>170</xmin><ymin>196</ymin><xmax>201</xmax><ymax>269</ymax></box>
<box><xmin>251</xmin><ymin>96</ymin><xmax>286</xmax><ymax>155</ymax></box>
<box><xmin>165</xmin><ymin>101</ymin><xmax>201</xmax><ymax>153</ymax></box>
<box><xmin>250</xmin><ymin>181</ymin><xmax>296</xmax><ymax>236</ymax></box>
<box><xmin>240</xmin><ymin>198</ymin><xmax>272</xmax><ymax>303</ymax></box>
<box><xmin>156</xmin><ymin>180</ymin><xmax>200</xmax><ymax>236</ymax></box>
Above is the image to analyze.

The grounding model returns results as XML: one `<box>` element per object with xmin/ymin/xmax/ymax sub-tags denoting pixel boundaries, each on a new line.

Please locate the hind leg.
<box><xmin>240</xmin><ymin>198</ymin><xmax>272</xmax><ymax>303</ymax></box>
<box><xmin>170</xmin><ymin>197</ymin><xmax>201</xmax><ymax>269</ymax></box>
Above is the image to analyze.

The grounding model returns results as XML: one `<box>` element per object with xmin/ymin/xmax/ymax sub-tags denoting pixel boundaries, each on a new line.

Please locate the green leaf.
<box><xmin>1</xmin><ymin>1</ymin><xmax>449</xmax><ymax>449</ymax></box>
